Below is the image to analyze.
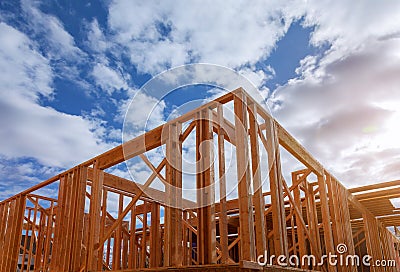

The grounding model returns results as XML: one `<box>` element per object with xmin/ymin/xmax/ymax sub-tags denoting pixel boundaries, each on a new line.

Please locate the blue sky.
<box><xmin>1</xmin><ymin>0</ymin><xmax>400</xmax><ymax>202</ymax></box>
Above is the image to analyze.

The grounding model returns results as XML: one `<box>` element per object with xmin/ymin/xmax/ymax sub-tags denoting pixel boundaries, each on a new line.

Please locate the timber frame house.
<box><xmin>0</xmin><ymin>88</ymin><xmax>399</xmax><ymax>272</ymax></box>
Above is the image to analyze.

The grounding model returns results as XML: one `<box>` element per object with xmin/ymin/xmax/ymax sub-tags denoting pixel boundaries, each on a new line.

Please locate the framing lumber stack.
<box><xmin>0</xmin><ymin>88</ymin><xmax>399</xmax><ymax>272</ymax></box>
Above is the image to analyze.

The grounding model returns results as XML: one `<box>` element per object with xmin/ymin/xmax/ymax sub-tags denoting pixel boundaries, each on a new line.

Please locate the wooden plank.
<box><xmin>44</xmin><ymin>202</ymin><xmax>55</xmax><ymax>271</ymax></box>
<box><xmin>355</xmin><ymin>187</ymin><xmax>400</xmax><ymax>201</ymax></box>
<box><xmin>196</xmin><ymin>108</ymin><xmax>217</xmax><ymax>264</ymax></box>
<box><xmin>1</xmin><ymin>200</ymin><xmax>14</xmax><ymax>269</ymax></box>
<box><xmin>349</xmin><ymin>179</ymin><xmax>400</xmax><ymax>193</ymax></box>
<box><xmin>114</xmin><ymin>194</ymin><xmax>123</xmax><ymax>270</ymax></box>
<box><xmin>61</xmin><ymin>171</ymin><xmax>74</xmax><ymax>271</ymax></box>
<box><xmin>248</xmin><ymin>102</ymin><xmax>266</xmax><ymax>257</ymax></box>
<box><xmin>265</xmin><ymin>117</ymin><xmax>288</xmax><ymax>258</ymax></box>
<box><xmin>128</xmin><ymin>204</ymin><xmax>137</xmax><ymax>269</ymax></box>
<box><xmin>21</xmin><ymin>208</ymin><xmax>31</xmax><ymax>270</ymax></box>
<box><xmin>98</xmin><ymin>188</ymin><xmax>108</xmax><ymax>269</ymax></box>
<box><xmin>49</xmin><ymin>175</ymin><xmax>66</xmax><ymax>271</ymax></box>
<box><xmin>276</xmin><ymin>122</ymin><xmax>323</xmax><ymax>175</ymax></box>
<box><xmin>304</xmin><ymin>182</ymin><xmax>322</xmax><ymax>260</ymax></box>
<box><xmin>0</xmin><ymin>202</ymin><xmax>8</xmax><ymax>261</ymax></box>
<box><xmin>97</xmin><ymin>125</ymin><xmax>165</xmax><ymax>169</ymax></box>
<box><xmin>293</xmin><ymin>179</ymin><xmax>307</xmax><ymax>269</ymax></box>
<box><xmin>317</xmin><ymin>173</ymin><xmax>335</xmax><ymax>271</ymax></box>
<box><xmin>7</xmin><ymin>196</ymin><xmax>26</xmax><ymax>271</ymax></box>
<box><xmin>27</xmin><ymin>198</ymin><xmax>38</xmax><ymax>272</ymax></box>
<box><xmin>34</xmin><ymin>211</ymin><xmax>46</xmax><ymax>269</ymax></box>
<box><xmin>71</xmin><ymin>167</ymin><xmax>87</xmax><ymax>271</ymax></box>
<box><xmin>150</xmin><ymin>202</ymin><xmax>161</xmax><ymax>267</ymax></box>
<box><xmin>164</xmin><ymin>122</ymin><xmax>183</xmax><ymax>266</ymax></box>
<box><xmin>87</xmin><ymin>162</ymin><xmax>104</xmax><ymax>271</ymax></box>
<box><xmin>217</xmin><ymin>104</ymin><xmax>229</xmax><ymax>264</ymax></box>
<box><xmin>233</xmin><ymin>92</ymin><xmax>256</xmax><ymax>262</ymax></box>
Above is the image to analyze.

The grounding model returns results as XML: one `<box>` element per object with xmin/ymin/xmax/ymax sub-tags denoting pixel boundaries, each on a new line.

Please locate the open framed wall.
<box><xmin>0</xmin><ymin>88</ymin><xmax>399</xmax><ymax>272</ymax></box>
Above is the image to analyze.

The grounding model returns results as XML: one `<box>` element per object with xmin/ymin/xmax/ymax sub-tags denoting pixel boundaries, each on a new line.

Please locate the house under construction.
<box><xmin>0</xmin><ymin>88</ymin><xmax>399</xmax><ymax>272</ymax></box>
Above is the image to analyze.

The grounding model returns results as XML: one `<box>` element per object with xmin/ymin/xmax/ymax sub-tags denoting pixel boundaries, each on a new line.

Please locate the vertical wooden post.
<box><xmin>122</xmin><ymin>233</ymin><xmax>129</xmax><ymax>269</ymax></box>
<box><xmin>196</xmin><ymin>108</ymin><xmax>217</xmax><ymax>264</ymax></box>
<box><xmin>293</xmin><ymin>174</ymin><xmax>307</xmax><ymax>269</ymax></box>
<box><xmin>2</xmin><ymin>195</ymin><xmax>26</xmax><ymax>272</ymax></box>
<box><xmin>305</xmin><ymin>182</ymin><xmax>322</xmax><ymax>259</ymax></box>
<box><xmin>128</xmin><ymin>205</ymin><xmax>137</xmax><ymax>269</ymax></box>
<box><xmin>114</xmin><ymin>194</ymin><xmax>123</xmax><ymax>270</ymax></box>
<box><xmin>317</xmin><ymin>172</ymin><xmax>336</xmax><ymax>272</ymax></box>
<box><xmin>43</xmin><ymin>202</ymin><xmax>54</xmax><ymax>271</ymax></box>
<box><xmin>165</xmin><ymin>122</ymin><xmax>183</xmax><ymax>266</ymax></box>
<box><xmin>61</xmin><ymin>171</ymin><xmax>75</xmax><ymax>271</ymax></box>
<box><xmin>327</xmin><ymin>177</ymin><xmax>357</xmax><ymax>272</ymax></box>
<box><xmin>27</xmin><ymin>200</ymin><xmax>38</xmax><ymax>271</ymax></box>
<box><xmin>140</xmin><ymin>201</ymin><xmax>148</xmax><ymax>268</ymax></box>
<box><xmin>363</xmin><ymin>212</ymin><xmax>383</xmax><ymax>272</ymax></box>
<box><xmin>233</xmin><ymin>91</ymin><xmax>256</xmax><ymax>262</ymax></box>
<box><xmin>87</xmin><ymin>162</ymin><xmax>104</xmax><ymax>271</ymax></box>
<box><xmin>71</xmin><ymin>166</ymin><xmax>87</xmax><ymax>271</ymax></box>
<box><xmin>50</xmin><ymin>175</ymin><xmax>66</xmax><ymax>271</ymax></box>
<box><xmin>326</xmin><ymin>174</ymin><xmax>339</xmax><ymax>247</ymax></box>
<box><xmin>248</xmin><ymin>102</ymin><xmax>267</xmax><ymax>257</ymax></box>
<box><xmin>49</xmin><ymin>168</ymin><xmax>87</xmax><ymax>271</ymax></box>
<box><xmin>265</xmin><ymin>117</ymin><xmax>288</xmax><ymax>258</ymax></box>
<box><xmin>0</xmin><ymin>202</ymin><xmax>8</xmax><ymax>263</ymax></box>
<box><xmin>98</xmin><ymin>189</ymin><xmax>108</xmax><ymax>269</ymax></box>
<box><xmin>1</xmin><ymin>200</ymin><xmax>14</xmax><ymax>270</ymax></box>
<box><xmin>150</xmin><ymin>202</ymin><xmax>161</xmax><ymax>267</ymax></box>
<box><xmin>217</xmin><ymin>104</ymin><xmax>229</xmax><ymax>264</ymax></box>
<box><xmin>21</xmin><ymin>208</ymin><xmax>31</xmax><ymax>270</ymax></box>
<box><xmin>35</xmin><ymin>211</ymin><xmax>46</xmax><ymax>269</ymax></box>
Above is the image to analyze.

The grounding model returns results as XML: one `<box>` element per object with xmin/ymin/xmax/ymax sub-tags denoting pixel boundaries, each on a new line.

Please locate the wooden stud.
<box><xmin>164</xmin><ymin>122</ymin><xmax>183</xmax><ymax>266</ymax></box>
<box><xmin>265</xmin><ymin>117</ymin><xmax>288</xmax><ymax>258</ymax></box>
<box><xmin>217</xmin><ymin>104</ymin><xmax>229</xmax><ymax>264</ymax></box>
<box><xmin>317</xmin><ymin>172</ymin><xmax>336</xmax><ymax>271</ymax></box>
<box><xmin>196</xmin><ymin>108</ymin><xmax>217</xmax><ymax>264</ymax></box>
<box><xmin>233</xmin><ymin>91</ymin><xmax>257</xmax><ymax>262</ymax></box>
<box><xmin>150</xmin><ymin>202</ymin><xmax>161</xmax><ymax>267</ymax></box>
<box><xmin>248</xmin><ymin>102</ymin><xmax>267</xmax><ymax>257</ymax></box>
<box><xmin>87</xmin><ymin>162</ymin><xmax>104</xmax><ymax>271</ymax></box>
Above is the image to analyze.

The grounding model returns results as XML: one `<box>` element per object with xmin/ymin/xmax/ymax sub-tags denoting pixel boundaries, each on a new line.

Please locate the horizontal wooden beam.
<box><xmin>98</xmin><ymin>125</ymin><xmax>165</xmax><ymax>169</ymax></box>
<box><xmin>355</xmin><ymin>187</ymin><xmax>400</xmax><ymax>201</ymax></box>
<box><xmin>276</xmin><ymin>122</ymin><xmax>324</xmax><ymax>175</ymax></box>
<box><xmin>349</xmin><ymin>180</ymin><xmax>400</xmax><ymax>194</ymax></box>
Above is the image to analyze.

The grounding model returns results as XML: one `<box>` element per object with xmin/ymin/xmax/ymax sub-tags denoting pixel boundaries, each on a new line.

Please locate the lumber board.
<box><xmin>276</xmin><ymin>122</ymin><xmax>324</xmax><ymax>175</ymax></box>
<box><xmin>233</xmin><ymin>92</ymin><xmax>256</xmax><ymax>261</ymax></box>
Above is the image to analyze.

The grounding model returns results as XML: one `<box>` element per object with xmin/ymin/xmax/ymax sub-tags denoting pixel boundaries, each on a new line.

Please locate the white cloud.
<box><xmin>21</xmin><ymin>0</ymin><xmax>84</xmax><ymax>61</ymax></box>
<box><xmin>271</xmin><ymin>37</ymin><xmax>400</xmax><ymax>187</ymax></box>
<box><xmin>303</xmin><ymin>0</ymin><xmax>400</xmax><ymax>52</ymax></box>
<box><xmin>107</xmin><ymin>0</ymin><xmax>304</xmax><ymax>74</ymax></box>
<box><xmin>0</xmin><ymin>22</ymin><xmax>52</xmax><ymax>99</ymax></box>
<box><xmin>92</xmin><ymin>63</ymin><xmax>128</xmax><ymax>94</ymax></box>
<box><xmin>0</xmin><ymin>156</ymin><xmax>60</xmax><ymax>199</ymax></box>
<box><xmin>0</xmin><ymin>22</ymin><xmax>110</xmax><ymax>168</ymax></box>
<box><xmin>121</xmin><ymin>90</ymin><xmax>167</xmax><ymax>137</ymax></box>
<box><xmin>86</xmin><ymin>19</ymin><xmax>109</xmax><ymax>53</ymax></box>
